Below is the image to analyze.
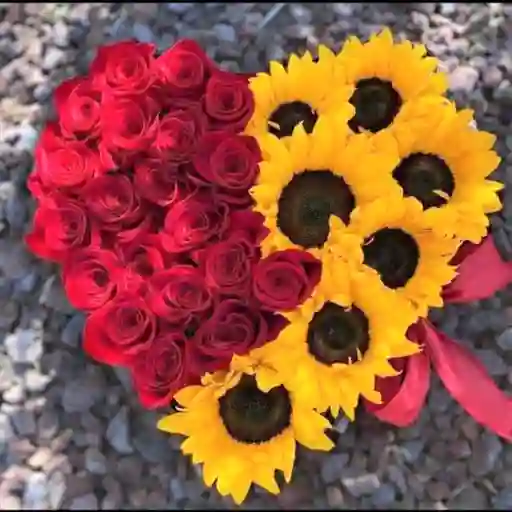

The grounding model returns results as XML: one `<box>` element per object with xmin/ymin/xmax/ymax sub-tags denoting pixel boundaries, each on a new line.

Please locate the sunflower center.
<box><xmin>219</xmin><ymin>374</ymin><xmax>292</xmax><ymax>444</ymax></box>
<box><xmin>268</xmin><ymin>101</ymin><xmax>318</xmax><ymax>138</ymax></box>
<box><xmin>348</xmin><ymin>78</ymin><xmax>402</xmax><ymax>133</ymax></box>
<box><xmin>393</xmin><ymin>153</ymin><xmax>455</xmax><ymax>209</ymax></box>
<box><xmin>277</xmin><ymin>170</ymin><xmax>355</xmax><ymax>249</ymax></box>
<box><xmin>363</xmin><ymin>228</ymin><xmax>420</xmax><ymax>289</ymax></box>
<box><xmin>307</xmin><ymin>302</ymin><xmax>370</xmax><ymax>365</ymax></box>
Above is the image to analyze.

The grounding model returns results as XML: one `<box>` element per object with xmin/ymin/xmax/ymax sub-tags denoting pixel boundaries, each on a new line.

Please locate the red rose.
<box><xmin>147</xmin><ymin>265</ymin><xmax>212</xmax><ymax>323</ymax></box>
<box><xmin>101</xmin><ymin>94</ymin><xmax>159</xmax><ymax>155</ymax></box>
<box><xmin>193</xmin><ymin>132</ymin><xmax>260</xmax><ymax>205</ymax></box>
<box><xmin>253</xmin><ymin>250</ymin><xmax>322</xmax><ymax>311</ymax></box>
<box><xmin>156</xmin><ymin>39</ymin><xmax>212</xmax><ymax>101</ymax></box>
<box><xmin>36</xmin><ymin>141</ymin><xmax>104</xmax><ymax>190</ymax></box>
<box><xmin>83</xmin><ymin>293</ymin><xmax>157</xmax><ymax>366</ymax></box>
<box><xmin>160</xmin><ymin>193</ymin><xmax>229</xmax><ymax>253</ymax></box>
<box><xmin>83</xmin><ymin>174</ymin><xmax>144</xmax><ymax>231</ymax></box>
<box><xmin>150</xmin><ymin>106</ymin><xmax>205</xmax><ymax>163</ymax></box>
<box><xmin>54</xmin><ymin>76</ymin><xmax>101</xmax><ymax>139</ymax></box>
<box><xmin>199</xmin><ymin>236</ymin><xmax>255</xmax><ymax>297</ymax></box>
<box><xmin>134</xmin><ymin>158</ymin><xmax>188</xmax><ymax>207</ymax></box>
<box><xmin>25</xmin><ymin>195</ymin><xmax>100</xmax><ymax>262</ymax></box>
<box><xmin>62</xmin><ymin>247</ymin><xmax>120</xmax><ymax>311</ymax></box>
<box><xmin>130</xmin><ymin>330</ymin><xmax>190</xmax><ymax>408</ymax></box>
<box><xmin>91</xmin><ymin>40</ymin><xmax>156</xmax><ymax>95</ymax></box>
<box><xmin>118</xmin><ymin>235</ymin><xmax>167</xmax><ymax>279</ymax></box>
<box><xmin>203</xmin><ymin>73</ymin><xmax>254</xmax><ymax>132</ymax></box>
<box><xmin>191</xmin><ymin>299</ymin><xmax>287</xmax><ymax>373</ymax></box>
<box><xmin>225</xmin><ymin>209</ymin><xmax>269</xmax><ymax>247</ymax></box>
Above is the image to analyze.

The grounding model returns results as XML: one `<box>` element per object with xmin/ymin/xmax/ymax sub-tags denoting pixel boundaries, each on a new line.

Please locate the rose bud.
<box><xmin>25</xmin><ymin>195</ymin><xmax>100</xmax><ymax>263</ymax></box>
<box><xmin>130</xmin><ymin>330</ymin><xmax>191</xmax><ymax>409</ymax></box>
<box><xmin>62</xmin><ymin>247</ymin><xmax>121</xmax><ymax>311</ymax></box>
<box><xmin>253</xmin><ymin>249</ymin><xmax>322</xmax><ymax>311</ymax></box>
<box><xmin>90</xmin><ymin>40</ymin><xmax>156</xmax><ymax>96</ymax></box>
<box><xmin>160</xmin><ymin>193</ymin><xmax>229</xmax><ymax>253</ymax></box>
<box><xmin>203</xmin><ymin>72</ymin><xmax>254</xmax><ymax>133</ymax></box>
<box><xmin>193</xmin><ymin>132</ymin><xmax>261</xmax><ymax>205</ymax></box>
<box><xmin>83</xmin><ymin>293</ymin><xmax>157</xmax><ymax>366</ymax></box>
<box><xmin>147</xmin><ymin>265</ymin><xmax>212</xmax><ymax>323</ymax></box>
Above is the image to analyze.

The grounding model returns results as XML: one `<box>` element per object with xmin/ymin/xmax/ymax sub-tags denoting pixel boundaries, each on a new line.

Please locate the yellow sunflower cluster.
<box><xmin>158</xmin><ymin>29</ymin><xmax>502</xmax><ymax>504</ymax></box>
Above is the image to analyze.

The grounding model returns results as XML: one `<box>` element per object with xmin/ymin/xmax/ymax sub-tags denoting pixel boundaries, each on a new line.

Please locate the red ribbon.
<box><xmin>364</xmin><ymin>235</ymin><xmax>512</xmax><ymax>441</ymax></box>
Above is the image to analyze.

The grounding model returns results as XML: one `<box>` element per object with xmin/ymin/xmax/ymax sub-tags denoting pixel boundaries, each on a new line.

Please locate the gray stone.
<box><xmin>39</xmin><ymin>275</ymin><xmax>74</xmax><ymax>314</ymax></box>
<box><xmin>493</xmin><ymin>489</ymin><xmax>512</xmax><ymax>510</ymax></box>
<box><xmin>402</xmin><ymin>440</ymin><xmax>425</xmax><ymax>464</ymax></box>
<box><xmin>470</xmin><ymin>434</ymin><xmax>503</xmax><ymax>476</ymax></box>
<box><xmin>23</xmin><ymin>472</ymin><xmax>48</xmax><ymax>509</ymax></box>
<box><xmin>214</xmin><ymin>23</ymin><xmax>236</xmax><ymax>43</ymax></box>
<box><xmin>84</xmin><ymin>447</ymin><xmax>107</xmax><ymax>475</ymax></box>
<box><xmin>24</xmin><ymin>370</ymin><xmax>52</xmax><ymax>393</ymax></box>
<box><xmin>169</xmin><ymin>477</ymin><xmax>187</xmax><ymax>502</ymax></box>
<box><xmin>42</xmin><ymin>47</ymin><xmax>66</xmax><ymax>70</ymax></box>
<box><xmin>61</xmin><ymin>313</ymin><xmax>85</xmax><ymax>348</ymax></box>
<box><xmin>321</xmin><ymin>453</ymin><xmax>350</xmax><ymax>484</ymax></box>
<box><xmin>61</xmin><ymin>372</ymin><xmax>103</xmax><ymax>413</ymax></box>
<box><xmin>450</xmin><ymin>484</ymin><xmax>488</xmax><ymax>509</ymax></box>
<box><xmin>326</xmin><ymin>485</ymin><xmax>345</xmax><ymax>508</ymax></box>
<box><xmin>341</xmin><ymin>473</ymin><xmax>381</xmax><ymax>498</ymax></box>
<box><xmin>69</xmin><ymin>493</ymin><xmax>99</xmax><ymax>510</ymax></box>
<box><xmin>11</xmin><ymin>409</ymin><xmax>36</xmax><ymax>436</ymax></box>
<box><xmin>47</xmin><ymin>471</ymin><xmax>67</xmax><ymax>509</ymax></box>
<box><xmin>497</xmin><ymin>328</ymin><xmax>512</xmax><ymax>351</ymax></box>
<box><xmin>113</xmin><ymin>366</ymin><xmax>133</xmax><ymax>392</ymax></box>
<box><xmin>372</xmin><ymin>483</ymin><xmax>396</xmax><ymax>508</ymax></box>
<box><xmin>387</xmin><ymin>465</ymin><xmax>407</xmax><ymax>495</ymax></box>
<box><xmin>106</xmin><ymin>406</ymin><xmax>134</xmax><ymax>455</ymax></box>
<box><xmin>474</xmin><ymin>348</ymin><xmax>507</xmax><ymax>376</ymax></box>
<box><xmin>132</xmin><ymin>23</ymin><xmax>154</xmax><ymax>43</ymax></box>
<box><xmin>449</xmin><ymin>66</ymin><xmax>479</xmax><ymax>92</ymax></box>
<box><xmin>4</xmin><ymin>328</ymin><xmax>43</xmax><ymax>364</ymax></box>
<box><xmin>3</xmin><ymin>383</ymin><xmax>25</xmax><ymax>403</ymax></box>
<box><xmin>0</xmin><ymin>412</ymin><xmax>13</xmax><ymax>452</ymax></box>
<box><xmin>165</xmin><ymin>3</ymin><xmax>193</xmax><ymax>14</ymax></box>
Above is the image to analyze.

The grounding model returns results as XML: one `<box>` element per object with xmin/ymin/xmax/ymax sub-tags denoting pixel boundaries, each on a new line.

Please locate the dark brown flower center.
<box><xmin>277</xmin><ymin>170</ymin><xmax>355</xmax><ymax>249</ymax></box>
<box><xmin>218</xmin><ymin>374</ymin><xmax>292</xmax><ymax>444</ymax></box>
<box><xmin>393</xmin><ymin>153</ymin><xmax>455</xmax><ymax>209</ymax></box>
<box><xmin>307</xmin><ymin>302</ymin><xmax>370</xmax><ymax>365</ymax></box>
<box><xmin>363</xmin><ymin>228</ymin><xmax>420</xmax><ymax>289</ymax></box>
<box><xmin>268</xmin><ymin>101</ymin><xmax>318</xmax><ymax>138</ymax></box>
<box><xmin>348</xmin><ymin>78</ymin><xmax>402</xmax><ymax>133</ymax></box>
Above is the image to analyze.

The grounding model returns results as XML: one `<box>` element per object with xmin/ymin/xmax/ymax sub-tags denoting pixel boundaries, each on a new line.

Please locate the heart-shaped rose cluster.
<box><xmin>26</xmin><ymin>39</ymin><xmax>322</xmax><ymax>408</ymax></box>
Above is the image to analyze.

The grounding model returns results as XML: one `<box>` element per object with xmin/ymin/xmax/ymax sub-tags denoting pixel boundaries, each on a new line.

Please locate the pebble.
<box><xmin>326</xmin><ymin>485</ymin><xmax>345</xmax><ymax>508</ymax></box>
<box><xmin>106</xmin><ymin>406</ymin><xmax>134</xmax><ymax>455</ymax></box>
<box><xmin>22</xmin><ymin>472</ymin><xmax>48</xmax><ymax>509</ymax></box>
<box><xmin>474</xmin><ymin>348</ymin><xmax>507</xmax><ymax>376</ymax></box>
<box><xmin>47</xmin><ymin>471</ymin><xmax>67</xmax><ymax>509</ymax></box>
<box><xmin>371</xmin><ymin>483</ymin><xmax>397</xmax><ymax>508</ymax></box>
<box><xmin>84</xmin><ymin>447</ymin><xmax>107</xmax><ymax>475</ymax></box>
<box><xmin>469</xmin><ymin>434</ymin><xmax>503</xmax><ymax>476</ymax></box>
<box><xmin>69</xmin><ymin>493</ymin><xmax>99</xmax><ymax>510</ymax></box>
<box><xmin>496</xmin><ymin>327</ymin><xmax>512</xmax><ymax>351</ymax></box>
<box><xmin>10</xmin><ymin>409</ymin><xmax>36</xmax><ymax>436</ymax></box>
<box><xmin>341</xmin><ymin>473</ymin><xmax>381</xmax><ymax>498</ymax></box>
<box><xmin>493</xmin><ymin>488</ymin><xmax>512</xmax><ymax>509</ymax></box>
<box><xmin>449</xmin><ymin>65</ymin><xmax>480</xmax><ymax>92</ymax></box>
<box><xmin>321</xmin><ymin>453</ymin><xmax>350</xmax><ymax>484</ymax></box>
<box><xmin>61</xmin><ymin>314</ymin><xmax>85</xmax><ymax>348</ymax></box>
<box><xmin>4</xmin><ymin>328</ymin><xmax>43</xmax><ymax>364</ymax></box>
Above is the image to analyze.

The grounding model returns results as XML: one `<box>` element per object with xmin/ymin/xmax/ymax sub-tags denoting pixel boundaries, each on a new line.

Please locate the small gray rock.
<box><xmin>449</xmin><ymin>66</ymin><xmax>479</xmax><ymax>92</ymax></box>
<box><xmin>372</xmin><ymin>483</ymin><xmax>396</xmax><ymax>508</ymax></box>
<box><xmin>450</xmin><ymin>484</ymin><xmax>488</xmax><ymax>509</ymax></box>
<box><xmin>47</xmin><ymin>471</ymin><xmax>66</xmax><ymax>509</ymax></box>
<box><xmin>69</xmin><ymin>493</ymin><xmax>98</xmax><ymax>510</ymax></box>
<box><xmin>469</xmin><ymin>434</ymin><xmax>503</xmax><ymax>476</ymax></box>
<box><xmin>401</xmin><ymin>440</ymin><xmax>425</xmax><ymax>464</ymax></box>
<box><xmin>11</xmin><ymin>409</ymin><xmax>36</xmax><ymax>436</ymax></box>
<box><xmin>214</xmin><ymin>23</ymin><xmax>236</xmax><ymax>43</ymax></box>
<box><xmin>169</xmin><ymin>477</ymin><xmax>186</xmax><ymax>502</ymax></box>
<box><xmin>497</xmin><ymin>328</ymin><xmax>512</xmax><ymax>351</ymax></box>
<box><xmin>165</xmin><ymin>3</ymin><xmax>193</xmax><ymax>13</ymax></box>
<box><xmin>341</xmin><ymin>473</ymin><xmax>381</xmax><ymax>498</ymax></box>
<box><xmin>84</xmin><ymin>447</ymin><xmax>107</xmax><ymax>475</ymax></box>
<box><xmin>3</xmin><ymin>383</ymin><xmax>25</xmax><ymax>404</ymax></box>
<box><xmin>23</xmin><ymin>472</ymin><xmax>48</xmax><ymax>509</ymax></box>
<box><xmin>62</xmin><ymin>378</ymin><xmax>101</xmax><ymax>414</ymax></box>
<box><xmin>106</xmin><ymin>406</ymin><xmax>134</xmax><ymax>455</ymax></box>
<box><xmin>42</xmin><ymin>47</ymin><xmax>66</xmax><ymax>70</ymax></box>
<box><xmin>61</xmin><ymin>314</ymin><xmax>85</xmax><ymax>348</ymax></box>
<box><xmin>132</xmin><ymin>23</ymin><xmax>154</xmax><ymax>43</ymax></box>
<box><xmin>326</xmin><ymin>485</ymin><xmax>345</xmax><ymax>508</ymax></box>
<box><xmin>474</xmin><ymin>348</ymin><xmax>507</xmax><ymax>376</ymax></box>
<box><xmin>321</xmin><ymin>453</ymin><xmax>350</xmax><ymax>484</ymax></box>
<box><xmin>493</xmin><ymin>489</ymin><xmax>512</xmax><ymax>509</ymax></box>
<box><xmin>4</xmin><ymin>328</ymin><xmax>43</xmax><ymax>364</ymax></box>
<box><xmin>24</xmin><ymin>370</ymin><xmax>52</xmax><ymax>393</ymax></box>
<box><xmin>0</xmin><ymin>412</ymin><xmax>13</xmax><ymax>452</ymax></box>
<box><xmin>40</xmin><ymin>275</ymin><xmax>74</xmax><ymax>314</ymax></box>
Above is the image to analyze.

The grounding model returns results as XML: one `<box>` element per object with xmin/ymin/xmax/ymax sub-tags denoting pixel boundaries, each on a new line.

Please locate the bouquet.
<box><xmin>26</xmin><ymin>29</ymin><xmax>512</xmax><ymax>504</ymax></box>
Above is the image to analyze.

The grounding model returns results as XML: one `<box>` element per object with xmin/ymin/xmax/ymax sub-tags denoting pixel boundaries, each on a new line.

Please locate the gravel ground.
<box><xmin>1</xmin><ymin>2</ymin><xmax>512</xmax><ymax>510</ymax></box>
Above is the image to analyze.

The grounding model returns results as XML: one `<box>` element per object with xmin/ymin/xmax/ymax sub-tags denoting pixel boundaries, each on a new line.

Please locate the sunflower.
<box><xmin>157</xmin><ymin>354</ymin><xmax>334</xmax><ymax>505</ymax></box>
<box><xmin>250</xmin><ymin>117</ymin><xmax>401</xmax><ymax>266</ymax></box>
<box><xmin>388</xmin><ymin>102</ymin><xmax>502</xmax><ymax>243</ymax></box>
<box><xmin>336</xmin><ymin>196</ymin><xmax>460</xmax><ymax>318</ymax></box>
<box><xmin>253</xmin><ymin>269</ymin><xmax>420</xmax><ymax>420</ymax></box>
<box><xmin>245</xmin><ymin>46</ymin><xmax>355</xmax><ymax>142</ymax></box>
<box><xmin>335</xmin><ymin>28</ymin><xmax>450</xmax><ymax>138</ymax></box>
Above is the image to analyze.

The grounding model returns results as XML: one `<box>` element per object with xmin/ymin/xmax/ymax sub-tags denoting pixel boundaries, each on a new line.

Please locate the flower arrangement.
<box><xmin>26</xmin><ymin>29</ymin><xmax>512</xmax><ymax>504</ymax></box>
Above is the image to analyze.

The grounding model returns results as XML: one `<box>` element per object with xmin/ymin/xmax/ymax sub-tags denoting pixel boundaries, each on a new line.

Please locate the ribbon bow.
<box><xmin>364</xmin><ymin>235</ymin><xmax>512</xmax><ymax>441</ymax></box>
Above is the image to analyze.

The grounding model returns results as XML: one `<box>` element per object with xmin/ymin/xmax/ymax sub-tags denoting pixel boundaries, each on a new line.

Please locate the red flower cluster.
<box><xmin>26</xmin><ymin>39</ymin><xmax>321</xmax><ymax>409</ymax></box>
